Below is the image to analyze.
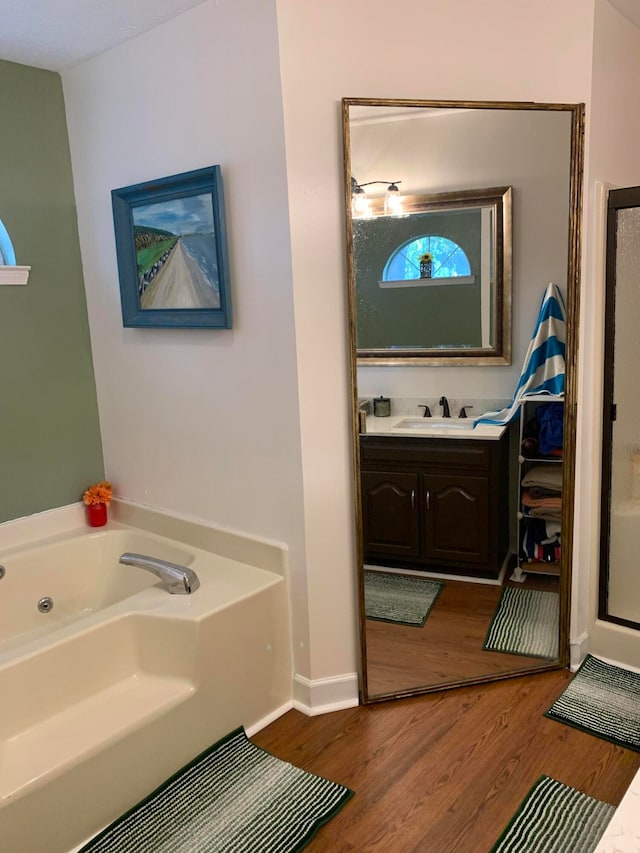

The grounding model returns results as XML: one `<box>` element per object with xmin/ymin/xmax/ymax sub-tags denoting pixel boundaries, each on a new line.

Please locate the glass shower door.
<box><xmin>600</xmin><ymin>189</ymin><xmax>640</xmax><ymax>627</ymax></box>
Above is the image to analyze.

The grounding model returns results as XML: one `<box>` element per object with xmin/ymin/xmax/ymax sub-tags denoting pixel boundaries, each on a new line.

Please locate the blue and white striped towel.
<box><xmin>475</xmin><ymin>282</ymin><xmax>566</xmax><ymax>426</ymax></box>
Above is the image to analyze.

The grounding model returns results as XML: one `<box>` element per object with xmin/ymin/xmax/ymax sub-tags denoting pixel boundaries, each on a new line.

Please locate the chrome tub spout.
<box><xmin>119</xmin><ymin>552</ymin><xmax>200</xmax><ymax>594</ymax></box>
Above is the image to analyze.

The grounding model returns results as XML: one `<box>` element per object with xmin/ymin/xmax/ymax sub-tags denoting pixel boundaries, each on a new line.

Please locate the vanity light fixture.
<box><xmin>351</xmin><ymin>177</ymin><xmax>403</xmax><ymax>218</ymax></box>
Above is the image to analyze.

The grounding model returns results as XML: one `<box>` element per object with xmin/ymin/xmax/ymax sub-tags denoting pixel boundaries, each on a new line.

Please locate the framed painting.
<box><xmin>111</xmin><ymin>165</ymin><xmax>232</xmax><ymax>328</ymax></box>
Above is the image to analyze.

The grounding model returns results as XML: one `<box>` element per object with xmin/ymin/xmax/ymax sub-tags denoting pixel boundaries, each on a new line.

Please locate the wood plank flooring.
<box><xmin>252</xmin><ymin>670</ymin><xmax>640</xmax><ymax>853</ymax></box>
<box><xmin>366</xmin><ymin>573</ymin><xmax>560</xmax><ymax>697</ymax></box>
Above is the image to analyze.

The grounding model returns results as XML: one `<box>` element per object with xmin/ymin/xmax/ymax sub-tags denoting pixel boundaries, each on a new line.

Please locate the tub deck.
<box><xmin>0</xmin><ymin>505</ymin><xmax>293</xmax><ymax>852</ymax></box>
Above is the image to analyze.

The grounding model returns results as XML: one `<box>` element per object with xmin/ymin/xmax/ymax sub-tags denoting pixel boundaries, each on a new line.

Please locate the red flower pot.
<box><xmin>86</xmin><ymin>502</ymin><xmax>108</xmax><ymax>527</ymax></box>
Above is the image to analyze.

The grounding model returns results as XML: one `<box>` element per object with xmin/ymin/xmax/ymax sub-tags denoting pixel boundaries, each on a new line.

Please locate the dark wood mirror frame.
<box><xmin>342</xmin><ymin>97</ymin><xmax>585</xmax><ymax>703</ymax></box>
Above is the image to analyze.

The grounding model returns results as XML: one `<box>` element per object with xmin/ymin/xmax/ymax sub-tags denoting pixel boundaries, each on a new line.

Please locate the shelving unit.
<box><xmin>512</xmin><ymin>394</ymin><xmax>564</xmax><ymax>582</ymax></box>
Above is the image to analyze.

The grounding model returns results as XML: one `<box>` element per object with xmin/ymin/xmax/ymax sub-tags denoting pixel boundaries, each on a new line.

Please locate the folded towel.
<box><xmin>521</xmin><ymin>490</ymin><xmax>562</xmax><ymax>510</ymax></box>
<box><xmin>521</xmin><ymin>465</ymin><xmax>563</xmax><ymax>490</ymax></box>
<box><xmin>527</xmin><ymin>485</ymin><xmax>561</xmax><ymax>498</ymax></box>
<box><xmin>528</xmin><ymin>507</ymin><xmax>562</xmax><ymax>522</ymax></box>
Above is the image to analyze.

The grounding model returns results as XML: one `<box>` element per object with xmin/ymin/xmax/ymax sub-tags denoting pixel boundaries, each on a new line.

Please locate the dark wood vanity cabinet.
<box><xmin>360</xmin><ymin>434</ymin><xmax>509</xmax><ymax>578</ymax></box>
<box><xmin>360</xmin><ymin>470</ymin><xmax>421</xmax><ymax>559</ymax></box>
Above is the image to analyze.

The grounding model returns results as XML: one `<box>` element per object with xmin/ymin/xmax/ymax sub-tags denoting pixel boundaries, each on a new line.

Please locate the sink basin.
<box><xmin>393</xmin><ymin>417</ymin><xmax>476</xmax><ymax>431</ymax></box>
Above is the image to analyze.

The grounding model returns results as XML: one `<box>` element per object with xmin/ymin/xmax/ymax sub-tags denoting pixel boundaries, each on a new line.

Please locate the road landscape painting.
<box><xmin>132</xmin><ymin>193</ymin><xmax>220</xmax><ymax>310</ymax></box>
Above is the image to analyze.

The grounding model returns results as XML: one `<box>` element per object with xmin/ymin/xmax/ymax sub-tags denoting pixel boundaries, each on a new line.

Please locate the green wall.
<box><xmin>0</xmin><ymin>59</ymin><xmax>104</xmax><ymax>522</ymax></box>
<box><xmin>354</xmin><ymin>209</ymin><xmax>482</xmax><ymax>350</ymax></box>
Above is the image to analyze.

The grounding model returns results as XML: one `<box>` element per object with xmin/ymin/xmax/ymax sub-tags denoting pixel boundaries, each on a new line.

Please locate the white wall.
<box><xmin>275</xmin><ymin>0</ymin><xmax>594</xmax><ymax>677</ymax></box>
<box><xmin>62</xmin><ymin>0</ymin><xmax>314</xmax><ymax>679</ymax></box>
<box><xmin>575</xmin><ymin>0</ymin><xmax>640</xmax><ymax>666</ymax></box>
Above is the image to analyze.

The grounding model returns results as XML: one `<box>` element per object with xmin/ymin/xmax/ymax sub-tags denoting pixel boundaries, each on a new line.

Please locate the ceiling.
<box><xmin>0</xmin><ymin>0</ymin><xmax>210</xmax><ymax>72</ymax></box>
<box><xmin>1</xmin><ymin>0</ymin><xmax>639</xmax><ymax>73</ymax></box>
<box><xmin>609</xmin><ymin>0</ymin><xmax>640</xmax><ymax>26</ymax></box>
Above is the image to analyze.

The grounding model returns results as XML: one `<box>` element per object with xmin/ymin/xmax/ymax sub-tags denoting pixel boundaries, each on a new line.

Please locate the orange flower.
<box><xmin>83</xmin><ymin>481</ymin><xmax>113</xmax><ymax>507</ymax></box>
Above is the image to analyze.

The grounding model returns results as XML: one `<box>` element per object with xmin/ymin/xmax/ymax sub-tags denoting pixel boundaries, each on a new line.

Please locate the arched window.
<box><xmin>383</xmin><ymin>234</ymin><xmax>471</xmax><ymax>282</ymax></box>
<box><xmin>0</xmin><ymin>219</ymin><xmax>17</xmax><ymax>266</ymax></box>
<box><xmin>0</xmin><ymin>219</ymin><xmax>30</xmax><ymax>284</ymax></box>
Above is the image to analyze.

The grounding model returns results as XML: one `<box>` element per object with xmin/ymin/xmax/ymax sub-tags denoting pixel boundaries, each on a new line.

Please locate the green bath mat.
<box><xmin>79</xmin><ymin>727</ymin><xmax>353</xmax><ymax>852</ymax></box>
<box><xmin>364</xmin><ymin>570</ymin><xmax>444</xmax><ymax>626</ymax></box>
<box><xmin>483</xmin><ymin>586</ymin><xmax>559</xmax><ymax>659</ymax></box>
<box><xmin>545</xmin><ymin>654</ymin><xmax>640</xmax><ymax>751</ymax></box>
<box><xmin>490</xmin><ymin>775</ymin><xmax>614</xmax><ymax>853</ymax></box>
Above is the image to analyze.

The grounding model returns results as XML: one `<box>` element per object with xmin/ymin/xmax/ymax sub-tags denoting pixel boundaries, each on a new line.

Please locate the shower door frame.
<box><xmin>599</xmin><ymin>185</ymin><xmax>640</xmax><ymax>630</ymax></box>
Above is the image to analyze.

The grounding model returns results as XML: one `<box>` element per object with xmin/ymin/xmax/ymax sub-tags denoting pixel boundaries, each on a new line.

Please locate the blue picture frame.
<box><xmin>111</xmin><ymin>166</ymin><xmax>232</xmax><ymax>328</ymax></box>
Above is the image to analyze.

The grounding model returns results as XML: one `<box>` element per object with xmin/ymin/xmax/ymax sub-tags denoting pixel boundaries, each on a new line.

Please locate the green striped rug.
<box><xmin>364</xmin><ymin>570</ymin><xmax>444</xmax><ymax>626</ymax></box>
<box><xmin>491</xmin><ymin>776</ymin><xmax>614</xmax><ymax>853</ymax></box>
<box><xmin>79</xmin><ymin>727</ymin><xmax>353</xmax><ymax>852</ymax></box>
<box><xmin>483</xmin><ymin>586</ymin><xmax>559</xmax><ymax>659</ymax></box>
<box><xmin>545</xmin><ymin>654</ymin><xmax>640</xmax><ymax>751</ymax></box>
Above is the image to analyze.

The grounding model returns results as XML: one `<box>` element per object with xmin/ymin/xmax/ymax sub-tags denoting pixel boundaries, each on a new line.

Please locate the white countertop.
<box><xmin>363</xmin><ymin>413</ymin><xmax>508</xmax><ymax>441</ymax></box>
<box><xmin>595</xmin><ymin>767</ymin><xmax>640</xmax><ymax>852</ymax></box>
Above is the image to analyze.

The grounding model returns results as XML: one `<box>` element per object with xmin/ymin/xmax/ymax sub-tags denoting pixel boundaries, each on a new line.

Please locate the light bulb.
<box><xmin>384</xmin><ymin>183</ymin><xmax>403</xmax><ymax>216</ymax></box>
<box><xmin>352</xmin><ymin>186</ymin><xmax>370</xmax><ymax>219</ymax></box>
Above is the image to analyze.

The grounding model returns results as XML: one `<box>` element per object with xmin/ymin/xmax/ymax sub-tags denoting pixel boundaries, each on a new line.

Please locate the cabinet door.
<box><xmin>424</xmin><ymin>473</ymin><xmax>489</xmax><ymax>565</ymax></box>
<box><xmin>361</xmin><ymin>471</ymin><xmax>420</xmax><ymax>559</ymax></box>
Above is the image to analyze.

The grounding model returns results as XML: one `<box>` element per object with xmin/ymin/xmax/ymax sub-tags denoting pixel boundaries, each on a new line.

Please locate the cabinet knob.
<box><xmin>411</xmin><ymin>489</ymin><xmax>416</xmax><ymax>509</ymax></box>
<box><xmin>426</xmin><ymin>490</ymin><xmax>431</xmax><ymax>510</ymax></box>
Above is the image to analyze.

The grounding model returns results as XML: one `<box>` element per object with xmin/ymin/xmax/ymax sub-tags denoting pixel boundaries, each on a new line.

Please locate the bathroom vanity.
<box><xmin>360</xmin><ymin>419</ymin><xmax>510</xmax><ymax>579</ymax></box>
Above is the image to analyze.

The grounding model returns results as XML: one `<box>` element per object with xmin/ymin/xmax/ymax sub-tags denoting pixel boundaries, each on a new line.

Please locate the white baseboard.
<box><xmin>570</xmin><ymin>632</ymin><xmax>590</xmax><ymax>670</ymax></box>
<box><xmin>244</xmin><ymin>674</ymin><xmax>361</xmax><ymax>731</ymax></box>
<box><xmin>245</xmin><ymin>701</ymin><xmax>294</xmax><ymax>737</ymax></box>
<box><xmin>293</xmin><ymin>672</ymin><xmax>360</xmax><ymax>716</ymax></box>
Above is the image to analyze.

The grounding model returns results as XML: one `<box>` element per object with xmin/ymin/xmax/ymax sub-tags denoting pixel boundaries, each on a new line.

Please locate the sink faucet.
<box><xmin>439</xmin><ymin>396</ymin><xmax>451</xmax><ymax>418</ymax></box>
<box><xmin>418</xmin><ymin>403</ymin><xmax>431</xmax><ymax>418</ymax></box>
<box><xmin>119</xmin><ymin>552</ymin><xmax>200</xmax><ymax>594</ymax></box>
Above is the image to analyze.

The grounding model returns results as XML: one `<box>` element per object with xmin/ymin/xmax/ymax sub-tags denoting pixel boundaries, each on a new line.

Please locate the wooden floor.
<box><xmin>366</xmin><ymin>572</ymin><xmax>560</xmax><ymax>697</ymax></box>
<box><xmin>253</xmin><ymin>670</ymin><xmax>640</xmax><ymax>853</ymax></box>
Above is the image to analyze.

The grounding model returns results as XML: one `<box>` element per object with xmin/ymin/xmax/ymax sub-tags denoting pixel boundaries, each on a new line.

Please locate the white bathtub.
<box><xmin>0</xmin><ymin>504</ymin><xmax>292</xmax><ymax>853</ymax></box>
<box><xmin>0</xmin><ymin>529</ymin><xmax>192</xmax><ymax>653</ymax></box>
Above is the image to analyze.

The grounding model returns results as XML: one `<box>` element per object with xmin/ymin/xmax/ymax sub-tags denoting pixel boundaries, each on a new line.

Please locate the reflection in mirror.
<box><xmin>343</xmin><ymin>98</ymin><xmax>584</xmax><ymax>703</ymax></box>
<box><xmin>354</xmin><ymin>187</ymin><xmax>511</xmax><ymax>361</ymax></box>
<box><xmin>347</xmin><ymin>103</ymin><xmax>575</xmax><ymax>366</ymax></box>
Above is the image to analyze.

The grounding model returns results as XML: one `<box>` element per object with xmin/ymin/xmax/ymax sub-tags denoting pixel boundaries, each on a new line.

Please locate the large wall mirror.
<box><xmin>342</xmin><ymin>98</ymin><xmax>584</xmax><ymax>703</ymax></box>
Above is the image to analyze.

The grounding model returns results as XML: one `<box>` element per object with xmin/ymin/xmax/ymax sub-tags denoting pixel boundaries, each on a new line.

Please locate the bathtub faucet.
<box><xmin>119</xmin><ymin>553</ymin><xmax>200</xmax><ymax>594</ymax></box>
